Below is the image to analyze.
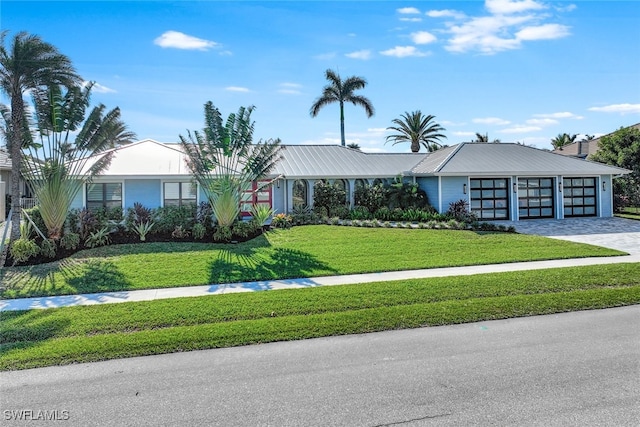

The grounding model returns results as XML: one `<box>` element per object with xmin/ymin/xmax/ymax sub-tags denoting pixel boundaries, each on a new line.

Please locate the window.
<box><xmin>87</xmin><ymin>183</ymin><xmax>122</xmax><ymax>211</ymax></box>
<box><xmin>470</xmin><ymin>178</ymin><xmax>509</xmax><ymax>220</ymax></box>
<box><xmin>293</xmin><ymin>180</ymin><xmax>308</xmax><ymax>209</ymax></box>
<box><xmin>164</xmin><ymin>182</ymin><xmax>196</xmax><ymax>207</ymax></box>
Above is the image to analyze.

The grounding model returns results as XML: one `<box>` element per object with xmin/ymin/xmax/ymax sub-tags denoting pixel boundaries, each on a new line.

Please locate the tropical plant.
<box><xmin>346</xmin><ymin>142</ymin><xmax>361</xmax><ymax>150</ymax></box>
<box><xmin>0</xmin><ymin>31</ymin><xmax>82</xmax><ymax>252</ymax></box>
<box><xmin>9</xmin><ymin>238</ymin><xmax>40</xmax><ymax>264</ymax></box>
<box><xmin>550</xmin><ymin>133</ymin><xmax>577</xmax><ymax>150</ymax></box>
<box><xmin>60</xmin><ymin>232</ymin><xmax>80</xmax><ymax>250</ymax></box>
<box><xmin>133</xmin><ymin>221</ymin><xmax>155</xmax><ymax>241</ymax></box>
<box><xmin>171</xmin><ymin>225</ymin><xmax>189</xmax><ymax>239</ymax></box>
<box><xmin>20</xmin><ymin>83</ymin><xmax>135</xmax><ymax>241</ymax></box>
<box><xmin>191</xmin><ymin>223</ymin><xmax>206</xmax><ymax>240</ymax></box>
<box><xmin>250</xmin><ymin>204</ymin><xmax>275</xmax><ymax>227</ymax></box>
<box><xmin>39</xmin><ymin>238</ymin><xmax>56</xmax><ymax>258</ymax></box>
<box><xmin>310</xmin><ymin>69</ymin><xmax>375</xmax><ymax>146</ymax></box>
<box><xmin>271</xmin><ymin>213</ymin><xmax>292</xmax><ymax>229</ymax></box>
<box><xmin>472</xmin><ymin>133</ymin><xmax>501</xmax><ymax>143</ymax></box>
<box><xmin>179</xmin><ymin>102</ymin><xmax>282</xmax><ymax>228</ymax></box>
<box><xmin>84</xmin><ymin>226</ymin><xmax>111</xmax><ymax>248</ymax></box>
<box><xmin>385</xmin><ymin>111</ymin><xmax>447</xmax><ymax>153</ymax></box>
<box><xmin>313</xmin><ymin>181</ymin><xmax>347</xmax><ymax>217</ymax></box>
<box><xmin>212</xmin><ymin>225</ymin><xmax>233</xmax><ymax>242</ymax></box>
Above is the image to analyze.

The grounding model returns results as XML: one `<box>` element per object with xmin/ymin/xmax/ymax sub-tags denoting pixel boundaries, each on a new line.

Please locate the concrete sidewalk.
<box><xmin>2</xmin><ymin>253</ymin><xmax>639</xmax><ymax>312</ymax></box>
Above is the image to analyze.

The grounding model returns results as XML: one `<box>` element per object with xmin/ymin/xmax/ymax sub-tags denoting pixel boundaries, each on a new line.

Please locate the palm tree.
<box><xmin>385</xmin><ymin>111</ymin><xmax>447</xmax><ymax>153</ymax></box>
<box><xmin>180</xmin><ymin>102</ymin><xmax>282</xmax><ymax>228</ymax></box>
<box><xmin>310</xmin><ymin>69</ymin><xmax>374</xmax><ymax>146</ymax></box>
<box><xmin>0</xmin><ymin>31</ymin><xmax>81</xmax><ymax>248</ymax></box>
<box><xmin>472</xmin><ymin>132</ymin><xmax>501</xmax><ymax>143</ymax></box>
<box><xmin>346</xmin><ymin>142</ymin><xmax>361</xmax><ymax>151</ymax></box>
<box><xmin>551</xmin><ymin>133</ymin><xmax>577</xmax><ymax>150</ymax></box>
<box><xmin>21</xmin><ymin>83</ymin><xmax>136</xmax><ymax>240</ymax></box>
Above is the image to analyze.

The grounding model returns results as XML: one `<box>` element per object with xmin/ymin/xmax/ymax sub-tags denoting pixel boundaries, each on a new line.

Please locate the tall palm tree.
<box><xmin>0</xmin><ymin>31</ymin><xmax>81</xmax><ymax>247</ymax></box>
<box><xmin>385</xmin><ymin>111</ymin><xmax>447</xmax><ymax>153</ymax></box>
<box><xmin>310</xmin><ymin>69</ymin><xmax>374</xmax><ymax>146</ymax></box>
<box><xmin>551</xmin><ymin>133</ymin><xmax>577</xmax><ymax>150</ymax></box>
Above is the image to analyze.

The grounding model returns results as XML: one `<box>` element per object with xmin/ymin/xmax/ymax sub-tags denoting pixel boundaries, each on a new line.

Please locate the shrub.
<box><xmin>192</xmin><ymin>223</ymin><xmax>206</xmax><ymax>240</ymax></box>
<box><xmin>171</xmin><ymin>225</ymin><xmax>189</xmax><ymax>239</ymax></box>
<box><xmin>60</xmin><ymin>232</ymin><xmax>80</xmax><ymax>250</ymax></box>
<box><xmin>196</xmin><ymin>202</ymin><xmax>214</xmax><ymax>228</ymax></box>
<box><xmin>213</xmin><ymin>225</ymin><xmax>233</xmax><ymax>242</ymax></box>
<box><xmin>313</xmin><ymin>181</ymin><xmax>347</xmax><ymax>217</ymax></box>
<box><xmin>386</xmin><ymin>177</ymin><xmax>429</xmax><ymax>210</ymax></box>
<box><xmin>373</xmin><ymin>207</ymin><xmax>392</xmax><ymax>221</ymax></box>
<box><xmin>39</xmin><ymin>238</ymin><xmax>57</xmax><ymax>259</ymax></box>
<box><xmin>354</xmin><ymin>183</ymin><xmax>388</xmax><ymax>213</ymax></box>
<box><xmin>290</xmin><ymin>205</ymin><xmax>317</xmax><ymax>225</ymax></box>
<box><xmin>271</xmin><ymin>213</ymin><xmax>292</xmax><ymax>229</ymax></box>
<box><xmin>154</xmin><ymin>205</ymin><xmax>197</xmax><ymax>234</ymax></box>
<box><xmin>72</xmin><ymin>208</ymin><xmax>101</xmax><ymax>241</ymax></box>
<box><xmin>10</xmin><ymin>239</ymin><xmax>40</xmax><ymax>263</ymax></box>
<box><xmin>447</xmin><ymin>199</ymin><xmax>477</xmax><ymax>223</ymax></box>
<box><xmin>126</xmin><ymin>203</ymin><xmax>153</xmax><ymax>230</ymax></box>
<box><xmin>349</xmin><ymin>206</ymin><xmax>371</xmax><ymax>220</ymax></box>
<box><xmin>23</xmin><ymin>206</ymin><xmax>46</xmax><ymax>238</ymax></box>
<box><xmin>85</xmin><ymin>226</ymin><xmax>112</xmax><ymax>248</ymax></box>
<box><xmin>232</xmin><ymin>221</ymin><xmax>259</xmax><ymax>239</ymax></box>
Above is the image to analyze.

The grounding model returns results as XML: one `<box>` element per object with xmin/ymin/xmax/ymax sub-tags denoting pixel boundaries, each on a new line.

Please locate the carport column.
<box><xmin>308</xmin><ymin>180</ymin><xmax>316</xmax><ymax>209</ymax></box>
<box><xmin>0</xmin><ymin>181</ymin><xmax>5</xmax><ymax>221</ymax></box>
<box><xmin>511</xmin><ymin>176</ymin><xmax>519</xmax><ymax>221</ymax></box>
<box><xmin>557</xmin><ymin>176</ymin><xmax>564</xmax><ymax>219</ymax></box>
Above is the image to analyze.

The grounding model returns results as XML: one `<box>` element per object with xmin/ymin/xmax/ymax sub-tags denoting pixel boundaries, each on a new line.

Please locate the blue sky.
<box><xmin>2</xmin><ymin>0</ymin><xmax>639</xmax><ymax>152</ymax></box>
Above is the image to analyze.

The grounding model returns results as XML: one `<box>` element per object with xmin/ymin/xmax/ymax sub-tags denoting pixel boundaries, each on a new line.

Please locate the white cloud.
<box><xmin>516</xmin><ymin>24</ymin><xmax>570</xmax><ymax>40</ymax></box>
<box><xmin>526</xmin><ymin>118</ymin><xmax>558</xmax><ymax>126</ymax></box>
<box><xmin>588</xmin><ymin>104</ymin><xmax>640</xmax><ymax>114</ymax></box>
<box><xmin>397</xmin><ymin>7</ymin><xmax>420</xmax><ymax>14</ymax></box>
<box><xmin>499</xmin><ymin>125</ymin><xmax>542</xmax><ymax>133</ymax></box>
<box><xmin>556</xmin><ymin>4</ymin><xmax>577</xmax><ymax>12</ymax></box>
<box><xmin>400</xmin><ymin>17</ymin><xmax>422</xmax><ymax>22</ymax></box>
<box><xmin>410</xmin><ymin>31</ymin><xmax>437</xmax><ymax>44</ymax></box>
<box><xmin>278</xmin><ymin>83</ymin><xmax>302</xmax><ymax>95</ymax></box>
<box><xmin>533</xmin><ymin>112</ymin><xmax>584</xmax><ymax>119</ymax></box>
<box><xmin>380</xmin><ymin>46</ymin><xmax>430</xmax><ymax>58</ymax></box>
<box><xmin>314</xmin><ymin>52</ymin><xmax>337</xmax><ymax>60</ymax></box>
<box><xmin>225</xmin><ymin>86</ymin><xmax>250</xmax><ymax>92</ymax></box>
<box><xmin>346</xmin><ymin>49</ymin><xmax>372</xmax><ymax>60</ymax></box>
<box><xmin>485</xmin><ymin>0</ymin><xmax>545</xmax><ymax>15</ymax></box>
<box><xmin>427</xmin><ymin>9</ymin><xmax>467</xmax><ymax>19</ymax></box>
<box><xmin>154</xmin><ymin>31</ymin><xmax>218</xmax><ymax>51</ymax></box>
<box><xmin>452</xmin><ymin>131</ymin><xmax>477</xmax><ymax>137</ymax></box>
<box><xmin>445</xmin><ymin>15</ymin><xmax>534</xmax><ymax>54</ymax></box>
<box><xmin>473</xmin><ymin>117</ymin><xmax>511</xmax><ymax>125</ymax></box>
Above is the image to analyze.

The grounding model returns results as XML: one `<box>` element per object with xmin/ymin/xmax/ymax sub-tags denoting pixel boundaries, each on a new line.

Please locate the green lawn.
<box><xmin>616</xmin><ymin>207</ymin><xmax>640</xmax><ymax>221</ymax></box>
<box><xmin>2</xmin><ymin>263</ymin><xmax>639</xmax><ymax>371</ymax></box>
<box><xmin>0</xmin><ymin>225</ymin><xmax>624</xmax><ymax>299</ymax></box>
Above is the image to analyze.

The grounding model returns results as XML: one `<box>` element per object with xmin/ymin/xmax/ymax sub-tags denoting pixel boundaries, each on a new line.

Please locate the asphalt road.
<box><xmin>2</xmin><ymin>306</ymin><xmax>639</xmax><ymax>426</ymax></box>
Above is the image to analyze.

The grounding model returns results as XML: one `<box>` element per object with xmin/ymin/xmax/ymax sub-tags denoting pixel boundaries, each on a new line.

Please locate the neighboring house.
<box><xmin>0</xmin><ymin>149</ymin><xmax>10</xmax><ymax>199</ymax></box>
<box><xmin>553</xmin><ymin>123</ymin><xmax>640</xmax><ymax>159</ymax></box>
<box><xmin>70</xmin><ymin>138</ymin><xmax>630</xmax><ymax>222</ymax></box>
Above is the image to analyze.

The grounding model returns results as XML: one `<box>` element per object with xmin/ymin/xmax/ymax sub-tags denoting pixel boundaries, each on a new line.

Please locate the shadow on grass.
<box><xmin>208</xmin><ymin>245</ymin><xmax>339</xmax><ymax>287</ymax></box>
<box><xmin>0</xmin><ymin>309</ymin><xmax>72</xmax><ymax>356</ymax></box>
<box><xmin>0</xmin><ymin>257</ymin><xmax>132</xmax><ymax>300</ymax></box>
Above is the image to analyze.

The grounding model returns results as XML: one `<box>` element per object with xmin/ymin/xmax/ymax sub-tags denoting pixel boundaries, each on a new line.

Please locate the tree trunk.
<box><xmin>8</xmin><ymin>95</ymin><xmax>24</xmax><ymax>245</ymax></box>
<box><xmin>339</xmin><ymin>101</ymin><xmax>345</xmax><ymax>146</ymax></box>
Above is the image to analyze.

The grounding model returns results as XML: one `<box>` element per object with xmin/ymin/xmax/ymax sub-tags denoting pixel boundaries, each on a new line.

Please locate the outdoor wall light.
<box><xmin>513</xmin><ymin>183</ymin><xmax>517</xmax><ymax>193</ymax></box>
<box><xmin>463</xmin><ymin>183</ymin><xmax>467</xmax><ymax>194</ymax></box>
<box><xmin>602</xmin><ymin>181</ymin><xmax>606</xmax><ymax>191</ymax></box>
<box><xmin>558</xmin><ymin>181</ymin><xmax>563</xmax><ymax>192</ymax></box>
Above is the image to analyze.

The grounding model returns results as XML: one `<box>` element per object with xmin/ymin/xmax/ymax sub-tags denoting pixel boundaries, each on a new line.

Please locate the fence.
<box><xmin>20</xmin><ymin>198</ymin><xmax>39</xmax><ymax>209</ymax></box>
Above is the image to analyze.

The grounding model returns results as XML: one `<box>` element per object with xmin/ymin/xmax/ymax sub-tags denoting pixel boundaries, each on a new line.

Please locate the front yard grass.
<box><xmin>0</xmin><ymin>226</ymin><xmax>624</xmax><ymax>299</ymax></box>
<box><xmin>1</xmin><ymin>263</ymin><xmax>639</xmax><ymax>370</ymax></box>
<box><xmin>616</xmin><ymin>207</ymin><xmax>640</xmax><ymax>221</ymax></box>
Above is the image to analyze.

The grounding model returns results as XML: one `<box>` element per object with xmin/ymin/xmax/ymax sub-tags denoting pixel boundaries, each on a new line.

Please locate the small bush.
<box><xmin>154</xmin><ymin>205</ymin><xmax>197</xmax><ymax>234</ymax></box>
<box><xmin>39</xmin><ymin>238</ymin><xmax>57</xmax><ymax>259</ymax></box>
<box><xmin>233</xmin><ymin>221</ymin><xmax>259</xmax><ymax>239</ymax></box>
<box><xmin>85</xmin><ymin>226</ymin><xmax>112</xmax><ymax>248</ymax></box>
<box><xmin>192</xmin><ymin>223</ymin><xmax>206</xmax><ymax>240</ymax></box>
<box><xmin>60</xmin><ymin>232</ymin><xmax>80</xmax><ymax>250</ymax></box>
<box><xmin>213</xmin><ymin>225</ymin><xmax>233</xmax><ymax>242</ymax></box>
<box><xmin>133</xmin><ymin>221</ymin><xmax>155</xmax><ymax>241</ymax></box>
<box><xmin>10</xmin><ymin>239</ymin><xmax>40</xmax><ymax>263</ymax></box>
<box><xmin>250</xmin><ymin>204</ymin><xmax>275</xmax><ymax>227</ymax></box>
<box><xmin>271</xmin><ymin>213</ymin><xmax>293</xmax><ymax>229</ymax></box>
<box><xmin>447</xmin><ymin>199</ymin><xmax>477</xmax><ymax>223</ymax></box>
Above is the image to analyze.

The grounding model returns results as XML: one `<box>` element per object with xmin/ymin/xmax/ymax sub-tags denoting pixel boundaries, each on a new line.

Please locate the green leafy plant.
<box><xmin>250</xmin><ymin>204</ymin><xmax>275</xmax><ymax>227</ymax></box>
<box><xmin>232</xmin><ymin>221</ymin><xmax>258</xmax><ymax>239</ymax></box>
<box><xmin>85</xmin><ymin>226</ymin><xmax>112</xmax><ymax>248</ymax></box>
<box><xmin>133</xmin><ymin>221</ymin><xmax>155</xmax><ymax>241</ymax></box>
<box><xmin>271</xmin><ymin>213</ymin><xmax>292</xmax><ymax>229</ymax></box>
<box><xmin>60</xmin><ymin>232</ymin><xmax>80</xmax><ymax>250</ymax></box>
<box><xmin>9</xmin><ymin>238</ymin><xmax>40</xmax><ymax>263</ymax></box>
<box><xmin>212</xmin><ymin>225</ymin><xmax>233</xmax><ymax>242</ymax></box>
<box><xmin>39</xmin><ymin>238</ymin><xmax>57</xmax><ymax>259</ymax></box>
<box><xmin>191</xmin><ymin>223</ymin><xmax>206</xmax><ymax>240</ymax></box>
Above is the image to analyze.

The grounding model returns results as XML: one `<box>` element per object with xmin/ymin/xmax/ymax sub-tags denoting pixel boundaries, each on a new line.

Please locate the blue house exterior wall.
<box><xmin>440</xmin><ymin>176</ymin><xmax>468</xmax><ymax>214</ymax></box>
<box><xmin>417</xmin><ymin>177</ymin><xmax>439</xmax><ymax>211</ymax></box>
<box><xmin>125</xmin><ymin>179</ymin><xmax>161</xmax><ymax>210</ymax></box>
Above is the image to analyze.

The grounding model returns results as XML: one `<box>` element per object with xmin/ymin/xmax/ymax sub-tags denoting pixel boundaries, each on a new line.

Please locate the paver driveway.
<box><xmin>494</xmin><ymin>217</ymin><xmax>640</xmax><ymax>254</ymax></box>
